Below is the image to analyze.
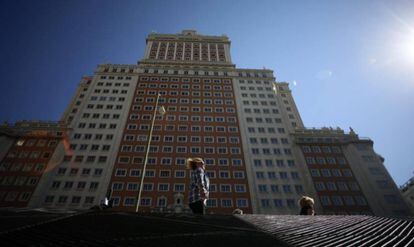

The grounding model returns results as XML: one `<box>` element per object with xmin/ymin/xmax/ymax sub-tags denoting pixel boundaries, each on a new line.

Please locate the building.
<box><xmin>0</xmin><ymin>30</ymin><xmax>409</xmax><ymax>216</ymax></box>
<box><xmin>49</xmin><ymin>71</ymin><xmax>137</xmax><ymax>209</ymax></box>
<box><xmin>235</xmin><ymin>81</ymin><xmax>316</xmax><ymax>214</ymax></box>
<box><xmin>106</xmin><ymin>30</ymin><xmax>314</xmax><ymax>214</ymax></box>
<box><xmin>400</xmin><ymin>176</ymin><xmax>414</xmax><ymax>214</ymax></box>
<box><xmin>0</xmin><ymin>121</ymin><xmax>67</xmax><ymax>207</ymax></box>
<box><xmin>292</xmin><ymin>127</ymin><xmax>411</xmax><ymax>216</ymax></box>
<box><xmin>109</xmin><ymin>30</ymin><xmax>253</xmax><ymax>213</ymax></box>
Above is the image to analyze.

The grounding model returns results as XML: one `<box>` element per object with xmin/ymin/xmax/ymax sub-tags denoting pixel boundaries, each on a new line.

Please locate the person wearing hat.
<box><xmin>187</xmin><ymin>157</ymin><xmax>210</xmax><ymax>214</ymax></box>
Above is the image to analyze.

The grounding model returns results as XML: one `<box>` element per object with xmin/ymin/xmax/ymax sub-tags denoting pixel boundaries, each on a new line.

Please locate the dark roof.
<box><xmin>0</xmin><ymin>210</ymin><xmax>286</xmax><ymax>247</ymax></box>
<box><xmin>241</xmin><ymin>214</ymin><xmax>414</xmax><ymax>247</ymax></box>
<box><xmin>0</xmin><ymin>210</ymin><xmax>413</xmax><ymax>246</ymax></box>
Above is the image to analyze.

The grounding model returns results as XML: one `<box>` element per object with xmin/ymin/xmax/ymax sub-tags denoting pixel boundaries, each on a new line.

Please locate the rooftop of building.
<box><xmin>401</xmin><ymin>176</ymin><xmax>414</xmax><ymax>192</ymax></box>
<box><xmin>0</xmin><ymin>209</ymin><xmax>413</xmax><ymax>246</ymax></box>
<box><xmin>146</xmin><ymin>30</ymin><xmax>230</xmax><ymax>43</ymax></box>
<box><xmin>0</xmin><ymin>120</ymin><xmax>68</xmax><ymax>138</ymax></box>
<box><xmin>292</xmin><ymin>127</ymin><xmax>375</xmax><ymax>144</ymax></box>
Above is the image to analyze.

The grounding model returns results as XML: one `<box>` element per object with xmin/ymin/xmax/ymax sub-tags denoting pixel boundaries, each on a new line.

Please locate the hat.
<box><xmin>186</xmin><ymin>157</ymin><xmax>204</xmax><ymax>169</ymax></box>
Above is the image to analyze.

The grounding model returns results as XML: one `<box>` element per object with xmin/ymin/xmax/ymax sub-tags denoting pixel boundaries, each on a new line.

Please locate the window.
<box><xmin>331</xmin><ymin>169</ymin><xmax>341</xmax><ymax>177</ymax></box>
<box><xmin>98</xmin><ymin>156</ymin><xmax>107</xmax><ymax>163</ymax></box>
<box><xmin>112</xmin><ymin>183</ymin><xmax>124</xmax><ymax>191</ymax></box>
<box><xmin>279</xmin><ymin>172</ymin><xmax>288</xmax><ymax>179</ymax></box>
<box><xmin>214</xmin><ymin>159</ymin><xmax>227</xmax><ymax>166</ymax></box>
<box><xmin>115</xmin><ymin>169</ymin><xmax>127</xmax><ymax>177</ymax></box>
<box><xmin>320</xmin><ymin>196</ymin><xmax>331</xmax><ymax>206</ymax></box>
<box><xmin>261</xmin><ymin>199</ymin><xmax>270</xmax><ymax>208</ymax></box>
<box><xmin>269</xmin><ymin>185</ymin><xmax>278</xmax><ymax>193</ymax></box>
<box><xmin>175</xmin><ymin>170</ymin><xmax>185</xmax><ymax>178</ymax></box>
<box><xmin>58</xmin><ymin>196</ymin><xmax>68</xmax><ymax>204</ymax></box>
<box><xmin>355</xmin><ymin>196</ymin><xmax>367</xmax><ymax>206</ymax></box>
<box><xmin>326</xmin><ymin>182</ymin><xmax>337</xmax><ymax>191</ymax></box>
<box><xmin>124</xmin><ymin>197</ymin><xmax>136</xmax><ymax>206</ymax></box>
<box><xmin>236</xmin><ymin>199</ymin><xmax>248</xmax><ymax>208</ymax></box>
<box><xmin>143</xmin><ymin>183</ymin><xmax>153</xmax><ymax>191</ymax></box>
<box><xmin>282</xmin><ymin>185</ymin><xmax>292</xmax><ymax>193</ymax></box>
<box><xmin>175</xmin><ymin>158</ymin><xmax>186</xmax><ymax>166</ymax></box>
<box><xmin>219</xmin><ymin>171</ymin><xmax>230</xmax><ymax>179</ymax></box>
<box><xmin>326</xmin><ymin>157</ymin><xmax>336</xmax><ymax>165</ymax></box>
<box><xmin>158</xmin><ymin>183</ymin><xmax>169</xmax><ymax>191</ymax></box>
<box><xmin>337</xmin><ymin>157</ymin><xmax>346</xmax><ymax>165</ymax></box>
<box><xmin>235</xmin><ymin>185</ymin><xmax>246</xmax><ymax>193</ymax></box>
<box><xmin>220</xmin><ymin>184</ymin><xmax>231</xmax><ymax>192</ymax></box>
<box><xmin>232</xmin><ymin>159</ymin><xmax>242</xmax><ymax>166</ymax></box>
<box><xmin>174</xmin><ymin>184</ymin><xmax>185</xmax><ymax>192</ymax></box>
<box><xmin>258</xmin><ymin>184</ymin><xmax>268</xmax><ymax>192</ymax></box>
<box><xmin>268</xmin><ymin>172</ymin><xmax>277</xmax><ymax>179</ymax></box>
<box><xmin>205</xmin><ymin>159</ymin><xmax>215</xmax><ymax>166</ymax></box>
<box><xmin>86</xmin><ymin>156</ymin><xmax>96</xmax><ymax>163</ymax></box>
<box><xmin>160</xmin><ymin>170</ymin><xmax>171</xmax><ymax>178</ymax></box>
<box><xmin>145</xmin><ymin>170</ymin><xmax>155</xmax><ymax>177</ymax></box>
<box><xmin>316</xmin><ymin>157</ymin><xmax>326</xmax><ymax>165</ymax></box>
<box><xmin>77</xmin><ymin>181</ymin><xmax>86</xmax><ymax>189</ymax></box>
<box><xmin>315</xmin><ymin>182</ymin><xmax>325</xmax><ymax>191</ymax></box>
<box><xmin>92</xmin><ymin>169</ymin><xmax>102</xmax><ymax>176</ymax></box>
<box><xmin>343</xmin><ymin>196</ymin><xmax>355</xmax><ymax>206</ymax></box>
<box><xmin>89</xmin><ymin>182</ymin><xmax>99</xmax><ymax>190</ymax></box>
<box><xmin>291</xmin><ymin>172</ymin><xmax>299</xmax><ymax>179</ymax></box>
<box><xmin>287</xmin><ymin>199</ymin><xmax>296</xmax><ymax>208</ymax></box>
<box><xmin>221</xmin><ymin>199</ymin><xmax>233</xmax><ymax>207</ymax></box>
<box><xmin>256</xmin><ymin>172</ymin><xmax>264</xmax><ymax>179</ymax></box>
<box><xmin>130</xmin><ymin>169</ymin><xmax>140</xmax><ymax>177</ymax></box>
<box><xmin>342</xmin><ymin>169</ymin><xmax>353</xmax><ymax>177</ymax></box>
<box><xmin>321</xmin><ymin>169</ymin><xmax>331</xmax><ymax>177</ymax></box>
<box><xmin>51</xmin><ymin>181</ymin><xmax>61</xmax><ymax>189</ymax></box>
<box><xmin>331</xmin><ymin>196</ymin><xmax>343</xmax><ymax>206</ymax></box>
<box><xmin>274</xmin><ymin>199</ymin><xmax>283</xmax><ymax>207</ymax></box>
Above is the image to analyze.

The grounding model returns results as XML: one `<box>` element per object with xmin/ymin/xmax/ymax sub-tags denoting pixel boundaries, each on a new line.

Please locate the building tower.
<box><xmin>109</xmin><ymin>30</ymin><xmax>252</xmax><ymax>213</ymax></box>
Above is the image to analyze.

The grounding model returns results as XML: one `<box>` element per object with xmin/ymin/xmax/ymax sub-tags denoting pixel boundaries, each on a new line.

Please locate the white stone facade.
<box><xmin>233</xmin><ymin>72</ymin><xmax>316</xmax><ymax>214</ymax></box>
<box><xmin>35</xmin><ymin>66</ymin><xmax>137</xmax><ymax>209</ymax></box>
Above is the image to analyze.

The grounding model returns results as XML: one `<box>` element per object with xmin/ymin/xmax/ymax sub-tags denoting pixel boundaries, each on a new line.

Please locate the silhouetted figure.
<box><xmin>299</xmin><ymin>196</ymin><xmax>315</xmax><ymax>215</ymax></box>
<box><xmin>232</xmin><ymin>208</ymin><xmax>244</xmax><ymax>215</ymax></box>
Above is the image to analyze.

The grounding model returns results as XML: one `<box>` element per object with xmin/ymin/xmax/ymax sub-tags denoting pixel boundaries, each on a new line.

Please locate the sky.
<box><xmin>0</xmin><ymin>0</ymin><xmax>413</xmax><ymax>186</ymax></box>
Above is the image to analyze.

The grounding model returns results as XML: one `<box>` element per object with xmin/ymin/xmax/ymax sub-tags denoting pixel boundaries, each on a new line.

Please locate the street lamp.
<box><xmin>136</xmin><ymin>93</ymin><xmax>165</xmax><ymax>212</ymax></box>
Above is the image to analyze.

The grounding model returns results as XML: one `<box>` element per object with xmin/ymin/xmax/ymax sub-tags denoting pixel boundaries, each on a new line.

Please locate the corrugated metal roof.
<box><xmin>239</xmin><ymin>215</ymin><xmax>414</xmax><ymax>247</ymax></box>
<box><xmin>1</xmin><ymin>210</ymin><xmax>413</xmax><ymax>246</ymax></box>
<box><xmin>0</xmin><ymin>210</ymin><xmax>286</xmax><ymax>246</ymax></box>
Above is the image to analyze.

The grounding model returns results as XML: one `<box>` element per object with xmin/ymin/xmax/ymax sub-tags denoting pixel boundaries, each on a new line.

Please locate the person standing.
<box><xmin>187</xmin><ymin>157</ymin><xmax>210</xmax><ymax>215</ymax></box>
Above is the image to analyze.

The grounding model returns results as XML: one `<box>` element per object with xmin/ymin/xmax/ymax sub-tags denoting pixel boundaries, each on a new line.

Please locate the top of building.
<box><xmin>141</xmin><ymin>30</ymin><xmax>233</xmax><ymax>66</ymax></box>
<box><xmin>146</xmin><ymin>30</ymin><xmax>230</xmax><ymax>43</ymax></box>
<box><xmin>292</xmin><ymin>127</ymin><xmax>373</xmax><ymax>144</ymax></box>
<box><xmin>401</xmin><ymin>176</ymin><xmax>414</xmax><ymax>192</ymax></box>
<box><xmin>0</xmin><ymin>120</ymin><xmax>67</xmax><ymax>138</ymax></box>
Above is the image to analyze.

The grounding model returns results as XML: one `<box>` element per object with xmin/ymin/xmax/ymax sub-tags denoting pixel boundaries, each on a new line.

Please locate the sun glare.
<box><xmin>398</xmin><ymin>31</ymin><xmax>414</xmax><ymax>64</ymax></box>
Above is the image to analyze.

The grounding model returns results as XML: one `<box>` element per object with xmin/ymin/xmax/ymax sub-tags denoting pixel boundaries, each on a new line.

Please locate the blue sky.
<box><xmin>1</xmin><ymin>0</ymin><xmax>413</xmax><ymax>186</ymax></box>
